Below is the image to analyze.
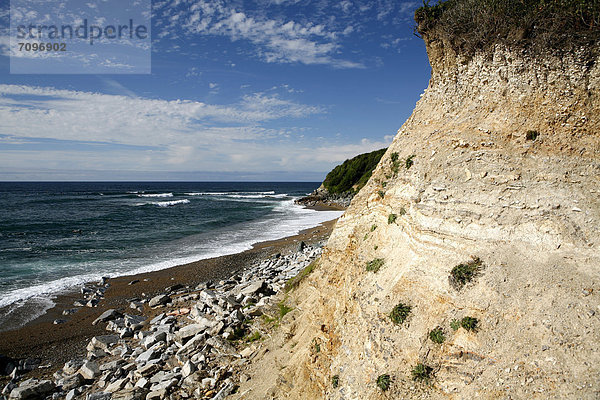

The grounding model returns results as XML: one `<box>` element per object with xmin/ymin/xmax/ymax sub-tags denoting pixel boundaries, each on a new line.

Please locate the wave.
<box><xmin>138</xmin><ymin>193</ymin><xmax>173</xmax><ymax>198</ymax></box>
<box><xmin>185</xmin><ymin>191</ymin><xmax>276</xmax><ymax>196</ymax></box>
<box><xmin>135</xmin><ymin>199</ymin><xmax>190</xmax><ymax>207</ymax></box>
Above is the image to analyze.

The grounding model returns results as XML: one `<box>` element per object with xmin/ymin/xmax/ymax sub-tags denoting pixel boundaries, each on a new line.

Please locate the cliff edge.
<box><xmin>233</xmin><ymin>4</ymin><xmax>600</xmax><ymax>399</ymax></box>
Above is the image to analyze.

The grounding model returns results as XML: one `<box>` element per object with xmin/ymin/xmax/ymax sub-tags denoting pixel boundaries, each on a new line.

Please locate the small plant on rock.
<box><xmin>526</xmin><ymin>130</ymin><xmax>540</xmax><ymax>141</ymax></box>
<box><xmin>285</xmin><ymin>260</ymin><xmax>318</xmax><ymax>292</ymax></box>
<box><xmin>246</xmin><ymin>331</ymin><xmax>261</xmax><ymax>342</ymax></box>
<box><xmin>378</xmin><ymin>190</ymin><xmax>385</xmax><ymax>199</ymax></box>
<box><xmin>388</xmin><ymin>213</ymin><xmax>397</xmax><ymax>224</ymax></box>
<box><xmin>460</xmin><ymin>316</ymin><xmax>479</xmax><ymax>332</ymax></box>
<box><xmin>278</xmin><ymin>302</ymin><xmax>293</xmax><ymax>318</ymax></box>
<box><xmin>429</xmin><ymin>327</ymin><xmax>446</xmax><ymax>344</ymax></box>
<box><xmin>370</xmin><ymin>224</ymin><xmax>377</xmax><ymax>232</ymax></box>
<box><xmin>398</xmin><ymin>207</ymin><xmax>406</xmax><ymax>216</ymax></box>
<box><xmin>366</xmin><ymin>258</ymin><xmax>384</xmax><ymax>272</ymax></box>
<box><xmin>449</xmin><ymin>257</ymin><xmax>483</xmax><ymax>290</ymax></box>
<box><xmin>312</xmin><ymin>338</ymin><xmax>321</xmax><ymax>353</ymax></box>
<box><xmin>450</xmin><ymin>319</ymin><xmax>461</xmax><ymax>331</ymax></box>
<box><xmin>411</xmin><ymin>363</ymin><xmax>433</xmax><ymax>382</ymax></box>
<box><xmin>390</xmin><ymin>152</ymin><xmax>399</xmax><ymax>163</ymax></box>
<box><xmin>332</xmin><ymin>375</ymin><xmax>339</xmax><ymax>388</ymax></box>
<box><xmin>390</xmin><ymin>302</ymin><xmax>411</xmax><ymax>325</ymax></box>
<box><xmin>405</xmin><ymin>154</ymin><xmax>416</xmax><ymax>169</ymax></box>
<box><xmin>451</xmin><ymin>317</ymin><xmax>479</xmax><ymax>332</ymax></box>
<box><xmin>376</xmin><ymin>374</ymin><xmax>391</xmax><ymax>391</ymax></box>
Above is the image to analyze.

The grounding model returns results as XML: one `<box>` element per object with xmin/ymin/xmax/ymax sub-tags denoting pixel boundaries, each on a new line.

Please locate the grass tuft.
<box><xmin>366</xmin><ymin>258</ymin><xmax>385</xmax><ymax>273</ymax></box>
<box><xmin>390</xmin><ymin>302</ymin><xmax>411</xmax><ymax>325</ymax></box>
<box><xmin>376</xmin><ymin>374</ymin><xmax>391</xmax><ymax>391</ymax></box>
<box><xmin>278</xmin><ymin>302</ymin><xmax>293</xmax><ymax>318</ymax></box>
<box><xmin>451</xmin><ymin>316</ymin><xmax>479</xmax><ymax>332</ymax></box>
<box><xmin>285</xmin><ymin>259</ymin><xmax>318</xmax><ymax>292</ymax></box>
<box><xmin>460</xmin><ymin>316</ymin><xmax>479</xmax><ymax>332</ymax></box>
<box><xmin>449</xmin><ymin>257</ymin><xmax>483</xmax><ymax>290</ymax></box>
<box><xmin>246</xmin><ymin>331</ymin><xmax>261</xmax><ymax>342</ymax></box>
<box><xmin>411</xmin><ymin>363</ymin><xmax>433</xmax><ymax>382</ymax></box>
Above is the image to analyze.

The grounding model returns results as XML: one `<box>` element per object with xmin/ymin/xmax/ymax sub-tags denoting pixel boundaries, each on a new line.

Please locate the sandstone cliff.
<box><xmin>233</xmin><ymin>21</ymin><xmax>600</xmax><ymax>400</ymax></box>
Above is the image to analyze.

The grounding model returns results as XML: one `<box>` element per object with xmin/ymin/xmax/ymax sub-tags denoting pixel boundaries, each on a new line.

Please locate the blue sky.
<box><xmin>0</xmin><ymin>0</ymin><xmax>430</xmax><ymax>181</ymax></box>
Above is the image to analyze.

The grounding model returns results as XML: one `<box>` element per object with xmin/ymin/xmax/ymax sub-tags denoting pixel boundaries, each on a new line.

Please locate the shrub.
<box><xmin>332</xmin><ymin>375</ymin><xmax>339</xmax><ymax>388</ymax></box>
<box><xmin>376</xmin><ymin>374</ymin><xmax>391</xmax><ymax>391</ymax></box>
<box><xmin>388</xmin><ymin>213</ymin><xmax>397</xmax><ymax>224</ymax></box>
<box><xmin>370</xmin><ymin>224</ymin><xmax>377</xmax><ymax>232</ymax></box>
<box><xmin>526</xmin><ymin>130</ymin><xmax>540</xmax><ymax>140</ymax></box>
<box><xmin>429</xmin><ymin>327</ymin><xmax>446</xmax><ymax>344</ymax></box>
<box><xmin>449</xmin><ymin>257</ymin><xmax>483</xmax><ymax>290</ymax></box>
<box><xmin>378</xmin><ymin>190</ymin><xmax>385</xmax><ymax>199</ymax></box>
<box><xmin>364</xmin><ymin>233</ymin><xmax>369</xmax><ymax>241</ymax></box>
<box><xmin>414</xmin><ymin>0</ymin><xmax>600</xmax><ymax>55</ymax></box>
<box><xmin>323</xmin><ymin>148</ymin><xmax>387</xmax><ymax>194</ymax></box>
<box><xmin>390</xmin><ymin>303</ymin><xmax>411</xmax><ymax>325</ymax></box>
<box><xmin>405</xmin><ymin>155</ymin><xmax>416</xmax><ymax>169</ymax></box>
<box><xmin>391</xmin><ymin>152</ymin><xmax>399</xmax><ymax>163</ymax></box>
<box><xmin>411</xmin><ymin>363</ymin><xmax>433</xmax><ymax>382</ymax></box>
<box><xmin>366</xmin><ymin>258</ymin><xmax>385</xmax><ymax>272</ymax></box>
<box><xmin>398</xmin><ymin>207</ymin><xmax>407</xmax><ymax>216</ymax></box>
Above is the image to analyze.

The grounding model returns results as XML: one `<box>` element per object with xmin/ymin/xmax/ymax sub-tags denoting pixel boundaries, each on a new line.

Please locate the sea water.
<box><xmin>0</xmin><ymin>182</ymin><xmax>343</xmax><ymax>331</ymax></box>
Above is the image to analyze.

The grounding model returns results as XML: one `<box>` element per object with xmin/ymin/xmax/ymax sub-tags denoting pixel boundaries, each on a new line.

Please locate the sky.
<box><xmin>0</xmin><ymin>0</ymin><xmax>431</xmax><ymax>181</ymax></box>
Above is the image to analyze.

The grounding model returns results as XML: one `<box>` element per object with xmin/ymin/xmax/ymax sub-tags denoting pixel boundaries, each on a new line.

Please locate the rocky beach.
<box><xmin>0</xmin><ymin>219</ymin><xmax>337</xmax><ymax>400</ymax></box>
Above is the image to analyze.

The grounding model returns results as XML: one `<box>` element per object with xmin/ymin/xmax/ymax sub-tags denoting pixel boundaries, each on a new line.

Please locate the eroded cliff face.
<box><xmin>233</xmin><ymin>41</ymin><xmax>600</xmax><ymax>399</ymax></box>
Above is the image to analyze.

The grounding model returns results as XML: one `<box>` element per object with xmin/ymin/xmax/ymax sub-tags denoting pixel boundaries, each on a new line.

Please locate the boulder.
<box><xmin>57</xmin><ymin>373</ymin><xmax>83</xmax><ymax>391</ymax></box>
<box><xmin>78</xmin><ymin>360</ymin><xmax>101</xmax><ymax>380</ymax></box>
<box><xmin>175</xmin><ymin>324</ymin><xmax>206</xmax><ymax>344</ymax></box>
<box><xmin>92</xmin><ymin>309</ymin><xmax>122</xmax><ymax>325</ymax></box>
<box><xmin>87</xmin><ymin>335</ymin><xmax>119</xmax><ymax>352</ymax></box>
<box><xmin>9</xmin><ymin>379</ymin><xmax>55</xmax><ymax>400</ymax></box>
<box><xmin>87</xmin><ymin>392</ymin><xmax>112</xmax><ymax>400</ymax></box>
<box><xmin>148</xmin><ymin>295</ymin><xmax>170</xmax><ymax>308</ymax></box>
<box><xmin>111</xmin><ymin>388</ymin><xmax>148</xmax><ymax>400</ymax></box>
<box><xmin>234</xmin><ymin>280</ymin><xmax>267</xmax><ymax>297</ymax></box>
<box><xmin>135</xmin><ymin>348</ymin><xmax>160</xmax><ymax>363</ymax></box>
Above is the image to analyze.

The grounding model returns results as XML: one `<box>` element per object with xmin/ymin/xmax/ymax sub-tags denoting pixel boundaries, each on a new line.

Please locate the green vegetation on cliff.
<box><xmin>323</xmin><ymin>148</ymin><xmax>387</xmax><ymax>194</ymax></box>
<box><xmin>415</xmin><ymin>0</ymin><xmax>600</xmax><ymax>53</ymax></box>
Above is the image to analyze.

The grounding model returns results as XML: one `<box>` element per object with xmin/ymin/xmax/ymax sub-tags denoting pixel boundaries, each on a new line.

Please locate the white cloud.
<box><xmin>156</xmin><ymin>0</ymin><xmax>364</xmax><ymax>68</ymax></box>
<box><xmin>0</xmin><ymin>84</ymin><xmax>391</xmax><ymax>177</ymax></box>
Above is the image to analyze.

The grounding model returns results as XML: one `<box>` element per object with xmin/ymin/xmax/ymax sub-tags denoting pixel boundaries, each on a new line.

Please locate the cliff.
<box><xmin>233</xmin><ymin>7</ymin><xmax>600</xmax><ymax>400</ymax></box>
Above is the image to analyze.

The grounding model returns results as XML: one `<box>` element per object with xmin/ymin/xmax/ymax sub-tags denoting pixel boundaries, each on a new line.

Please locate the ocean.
<box><xmin>0</xmin><ymin>182</ymin><xmax>343</xmax><ymax>331</ymax></box>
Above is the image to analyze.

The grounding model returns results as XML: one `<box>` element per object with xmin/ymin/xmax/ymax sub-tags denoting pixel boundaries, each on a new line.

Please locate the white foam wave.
<box><xmin>138</xmin><ymin>193</ymin><xmax>173</xmax><ymax>198</ymax></box>
<box><xmin>134</xmin><ymin>199</ymin><xmax>190</xmax><ymax>207</ymax></box>
<box><xmin>185</xmin><ymin>191</ymin><xmax>276</xmax><ymax>196</ymax></box>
